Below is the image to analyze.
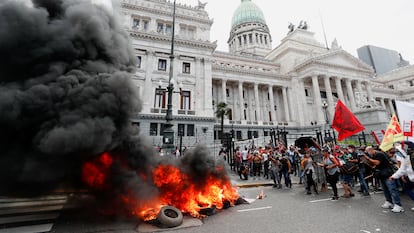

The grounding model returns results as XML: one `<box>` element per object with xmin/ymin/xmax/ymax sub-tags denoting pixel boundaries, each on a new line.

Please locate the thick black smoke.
<box><xmin>0</xmin><ymin>0</ymin><xmax>144</xmax><ymax>195</ymax></box>
<box><xmin>0</xmin><ymin>0</ymin><xmax>229</xmax><ymax>204</ymax></box>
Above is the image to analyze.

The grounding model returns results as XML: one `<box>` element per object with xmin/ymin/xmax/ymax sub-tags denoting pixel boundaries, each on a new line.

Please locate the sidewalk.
<box><xmin>228</xmin><ymin>169</ymin><xmax>278</xmax><ymax>188</ymax></box>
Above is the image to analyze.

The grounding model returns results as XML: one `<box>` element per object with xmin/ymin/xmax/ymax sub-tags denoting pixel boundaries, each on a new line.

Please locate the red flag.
<box><xmin>332</xmin><ymin>100</ymin><xmax>365</xmax><ymax>141</ymax></box>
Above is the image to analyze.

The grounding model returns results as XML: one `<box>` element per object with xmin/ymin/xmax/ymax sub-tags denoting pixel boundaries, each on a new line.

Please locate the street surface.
<box><xmin>1</xmin><ymin>171</ymin><xmax>413</xmax><ymax>233</ymax></box>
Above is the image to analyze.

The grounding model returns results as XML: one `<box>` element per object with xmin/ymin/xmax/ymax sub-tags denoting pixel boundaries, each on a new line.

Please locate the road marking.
<box><xmin>237</xmin><ymin>206</ymin><xmax>272</xmax><ymax>212</ymax></box>
<box><xmin>360</xmin><ymin>230</ymin><xmax>371</xmax><ymax>233</ymax></box>
<box><xmin>309</xmin><ymin>198</ymin><xmax>331</xmax><ymax>203</ymax></box>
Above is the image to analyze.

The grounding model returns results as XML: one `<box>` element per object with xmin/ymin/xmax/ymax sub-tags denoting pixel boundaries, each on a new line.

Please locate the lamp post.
<box><xmin>162</xmin><ymin>0</ymin><xmax>177</xmax><ymax>156</ymax></box>
<box><xmin>322</xmin><ymin>100</ymin><xmax>329</xmax><ymax>126</ymax></box>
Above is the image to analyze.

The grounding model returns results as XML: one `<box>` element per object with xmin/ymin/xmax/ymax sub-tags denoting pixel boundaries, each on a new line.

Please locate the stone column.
<box><xmin>312</xmin><ymin>75</ymin><xmax>324</xmax><ymax>124</ymax></box>
<box><xmin>239</xmin><ymin>81</ymin><xmax>244</xmax><ymax>121</ymax></box>
<box><xmin>388</xmin><ymin>99</ymin><xmax>396</xmax><ymax>115</ymax></box>
<box><xmin>282</xmin><ymin>86</ymin><xmax>290</xmax><ymax>122</ymax></box>
<box><xmin>143</xmin><ymin>50</ymin><xmax>155</xmax><ymax>112</ymax></box>
<box><xmin>380</xmin><ymin>98</ymin><xmax>386</xmax><ymax>109</ymax></box>
<box><xmin>254</xmin><ymin>82</ymin><xmax>261</xmax><ymax>122</ymax></box>
<box><xmin>268</xmin><ymin>85</ymin><xmax>276</xmax><ymax>123</ymax></box>
<box><xmin>287</xmin><ymin>86</ymin><xmax>295</xmax><ymax>122</ymax></box>
<box><xmin>335</xmin><ymin>77</ymin><xmax>345</xmax><ymax>102</ymax></box>
<box><xmin>202</xmin><ymin>57</ymin><xmax>213</xmax><ymax>116</ymax></box>
<box><xmin>345</xmin><ymin>78</ymin><xmax>356</xmax><ymax>110</ymax></box>
<box><xmin>365</xmin><ymin>81</ymin><xmax>374</xmax><ymax>102</ymax></box>
<box><xmin>295</xmin><ymin>77</ymin><xmax>306</xmax><ymax>126</ymax></box>
<box><xmin>221</xmin><ymin>79</ymin><xmax>227</xmax><ymax>104</ymax></box>
<box><xmin>323</xmin><ymin>75</ymin><xmax>334</xmax><ymax>116</ymax></box>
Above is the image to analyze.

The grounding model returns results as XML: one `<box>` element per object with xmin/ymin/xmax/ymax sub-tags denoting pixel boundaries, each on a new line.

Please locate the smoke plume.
<box><xmin>0</xmin><ymin>0</ymin><xmax>232</xmax><ymax>213</ymax></box>
<box><xmin>0</xmin><ymin>0</ymin><xmax>142</xmax><ymax>194</ymax></box>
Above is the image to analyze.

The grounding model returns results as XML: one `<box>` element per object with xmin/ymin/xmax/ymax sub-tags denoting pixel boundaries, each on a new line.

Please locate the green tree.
<box><xmin>215</xmin><ymin>102</ymin><xmax>231</xmax><ymax>140</ymax></box>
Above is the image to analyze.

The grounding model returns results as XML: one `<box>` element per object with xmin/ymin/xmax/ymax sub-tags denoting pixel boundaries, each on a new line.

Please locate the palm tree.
<box><xmin>215</xmin><ymin>102</ymin><xmax>231</xmax><ymax>141</ymax></box>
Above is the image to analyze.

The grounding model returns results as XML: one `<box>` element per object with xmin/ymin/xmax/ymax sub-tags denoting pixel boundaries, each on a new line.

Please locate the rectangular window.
<box><xmin>158</xmin><ymin>59</ymin><xmax>167</xmax><ymax>71</ymax></box>
<box><xmin>178</xmin><ymin>124</ymin><xmax>185</xmax><ymax>136</ymax></box>
<box><xmin>132</xmin><ymin>18</ymin><xmax>140</xmax><ymax>29</ymax></box>
<box><xmin>150</xmin><ymin>123</ymin><xmax>158</xmax><ymax>136</ymax></box>
<box><xmin>236</xmin><ymin>131</ymin><xmax>242</xmax><ymax>140</ymax></box>
<box><xmin>320</xmin><ymin>91</ymin><xmax>327</xmax><ymax>99</ymax></box>
<box><xmin>154</xmin><ymin>88</ymin><xmax>166</xmax><ymax>108</ymax></box>
<box><xmin>159</xmin><ymin>123</ymin><xmax>165</xmax><ymax>136</ymax></box>
<box><xmin>188</xmin><ymin>28</ymin><xmax>194</xmax><ymax>39</ymax></box>
<box><xmin>136</xmin><ymin>56</ymin><xmax>141</xmax><ymax>68</ymax></box>
<box><xmin>305</xmin><ymin>89</ymin><xmax>309</xmax><ymax>97</ymax></box>
<box><xmin>248</xmin><ymin>131</ymin><xmax>252</xmax><ymax>139</ymax></box>
<box><xmin>180</xmin><ymin>91</ymin><xmax>191</xmax><ymax>110</ymax></box>
<box><xmin>142</xmin><ymin>20</ymin><xmax>148</xmax><ymax>30</ymax></box>
<box><xmin>226</xmin><ymin>89</ymin><xmax>230</xmax><ymax>97</ymax></box>
<box><xmin>165</xmin><ymin>24</ymin><xmax>172</xmax><ymax>35</ymax></box>
<box><xmin>253</xmin><ymin>131</ymin><xmax>258</xmax><ymax>138</ymax></box>
<box><xmin>182</xmin><ymin>62</ymin><xmax>191</xmax><ymax>74</ymax></box>
<box><xmin>187</xmin><ymin>124</ymin><xmax>195</xmax><ymax>136</ymax></box>
<box><xmin>157</xmin><ymin>23</ymin><xmax>164</xmax><ymax>33</ymax></box>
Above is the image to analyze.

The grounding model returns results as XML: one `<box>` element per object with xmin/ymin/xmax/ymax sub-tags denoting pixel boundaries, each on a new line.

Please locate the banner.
<box><xmin>332</xmin><ymin>100</ymin><xmax>365</xmax><ymax>141</ymax></box>
<box><xmin>395</xmin><ymin>100</ymin><xmax>414</xmax><ymax>141</ymax></box>
<box><xmin>379</xmin><ymin>115</ymin><xmax>404</xmax><ymax>152</ymax></box>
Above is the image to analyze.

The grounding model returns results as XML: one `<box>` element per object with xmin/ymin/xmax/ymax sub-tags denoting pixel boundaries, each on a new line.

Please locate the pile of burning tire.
<box><xmin>156</xmin><ymin>206</ymin><xmax>183</xmax><ymax>228</ymax></box>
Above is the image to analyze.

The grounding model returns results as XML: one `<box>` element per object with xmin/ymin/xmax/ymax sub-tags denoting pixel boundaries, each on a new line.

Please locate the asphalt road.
<box><xmin>3</xmin><ymin>166</ymin><xmax>413</xmax><ymax>233</ymax></box>
<box><xmin>49</xmin><ymin>180</ymin><xmax>414</xmax><ymax>233</ymax></box>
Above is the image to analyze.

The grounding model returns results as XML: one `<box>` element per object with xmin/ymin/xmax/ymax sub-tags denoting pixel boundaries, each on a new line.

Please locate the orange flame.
<box><xmin>82</xmin><ymin>152</ymin><xmax>113</xmax><ymax>189</ymax></box>
<box><xmin>82</xmin><ymin>153</ymin><xmax>239</xmax><ymax>221</ymax></box>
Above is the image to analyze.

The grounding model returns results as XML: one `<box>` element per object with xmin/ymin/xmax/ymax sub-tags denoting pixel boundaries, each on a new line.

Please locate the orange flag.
<box><xmin>379</xmin><ymin>115</ymin><xmax>404</xmax><ymax>152</ymax></box>
<box><xmin>332</xmin><ymin>100</ymin><xmax>365</xmax><ymax>141</ymax></box>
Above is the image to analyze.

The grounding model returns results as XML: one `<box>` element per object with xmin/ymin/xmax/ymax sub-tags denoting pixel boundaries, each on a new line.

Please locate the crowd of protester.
<box><xmin>230</xmin><ymin>139</ymin><xmax>414</xmax><ymax>213</ymax></box>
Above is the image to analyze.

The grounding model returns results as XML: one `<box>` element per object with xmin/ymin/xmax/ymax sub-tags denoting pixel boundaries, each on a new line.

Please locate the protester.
<box><xmin>301</xmin><ymin>150</ymin><xmax>318</xmax><ymax>195</ymax></box>
<box><xmin>262</xmin><ymin>147</ymin><xmax>270</xmax><ymax>179</ymax></box>
<box><xmin>390</xmin><ymin>143</ymin><xmax>414</xmax><ymax>211</ymax></box>
<box><xmin>352</xmin><ymin>145</ymin><xmax>370</xmax><ymax>196</ymax></box>
<box><xmin>252</xmin><ymin>150</ymin><xmax>263</xmax><ymax>180</ymax></box>
<box><xmin>319</xmin><ymin>147</ymin><xmax>340</xmax><ymax>200</ymax></box>
<box><xmin>338</xmin><ymin>147</ymin><xmax>356</xmax><ymax>198</ymax></box>
<box><xmin>269</xmin><ymin>153</ymin><xmax>282</xmax><ymax>188</ymax></box>
<box><xmin>280</xmin><ymin>152</ymin><xmax>292</xmax><ymax>188</ymax></box>
<box><xmin>364</xmin><ymin>146</ymin><xmax>404</xmax><ymax>213</ymax></box>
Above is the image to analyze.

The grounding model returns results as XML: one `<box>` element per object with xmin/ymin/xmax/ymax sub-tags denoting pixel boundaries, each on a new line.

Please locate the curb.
<box><xmin>234</xmin><ymin>183</ymin><xmax>274</xmax><ymax>188</ymax></box>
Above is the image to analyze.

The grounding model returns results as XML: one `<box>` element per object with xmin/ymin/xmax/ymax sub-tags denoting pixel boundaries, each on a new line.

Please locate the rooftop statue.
<box><xmin>288</xmin><ymin>22</ymin><xmax>295</xmax><ymax>34</ymax></box>
<box><xmin>197</xmin><ymin>0</ymin><xmax>207</xmax><ymax>9</ymax></box>
<box><xmin>298</xmin><ymin>20</ymin><xmax>308</xmax><ymax>30</ymax></box>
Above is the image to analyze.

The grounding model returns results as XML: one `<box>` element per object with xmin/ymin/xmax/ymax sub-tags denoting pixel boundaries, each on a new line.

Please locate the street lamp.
<box><xmin>162</xmin><ymin>0</ymin><xmax>177</xmax><ymax>156</ymax></box>
<box><xmin>322</xmin><ymin>100</ymin><xmax>329</xmax><ymax>125</ymax></box>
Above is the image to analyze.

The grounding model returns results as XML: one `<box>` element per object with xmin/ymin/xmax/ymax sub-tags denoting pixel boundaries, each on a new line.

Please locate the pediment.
<box><xmin>293</xmin><ymin>49</ymin><xmax>374</xmax><ymax>74</ymax></box>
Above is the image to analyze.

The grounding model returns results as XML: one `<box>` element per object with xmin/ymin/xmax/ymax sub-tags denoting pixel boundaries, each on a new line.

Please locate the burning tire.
<box><xmin>157</xmin><ymin>206</ymin><xmax>183</xmax><ymax>227</ymax></box>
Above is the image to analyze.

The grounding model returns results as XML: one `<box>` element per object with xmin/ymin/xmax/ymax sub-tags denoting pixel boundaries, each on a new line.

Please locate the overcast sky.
<box><xmin>177</xmin><ymin>0</ymin><xmax>414</xmax><ymax>64</ymax></box>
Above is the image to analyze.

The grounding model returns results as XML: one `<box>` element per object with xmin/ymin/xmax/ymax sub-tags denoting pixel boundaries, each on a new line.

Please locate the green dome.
<box><xmin>231</xmin><ymin>0</ymin><xmax>266</xmax><ymax>28</ymax></box>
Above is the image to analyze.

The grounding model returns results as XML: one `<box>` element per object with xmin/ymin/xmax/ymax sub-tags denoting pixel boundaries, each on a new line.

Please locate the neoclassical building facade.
<box><xmin>121</xmin><ymin>0</ymin><xmax>414</xmax><ymax>147</ymax></box>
